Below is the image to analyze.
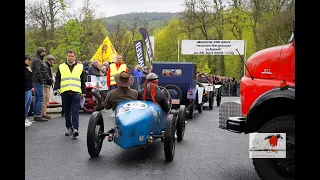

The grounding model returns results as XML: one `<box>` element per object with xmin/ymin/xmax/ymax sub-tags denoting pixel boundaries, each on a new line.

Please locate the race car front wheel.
<box><xmin>164</xmin><ymin>114</ymin><xmax>176</xmax><ymax>161</ymax></box>
<box><xmin>87</xmin><ymin>111</ymin><xmax>105</xmax><ymax>157</ymax></box>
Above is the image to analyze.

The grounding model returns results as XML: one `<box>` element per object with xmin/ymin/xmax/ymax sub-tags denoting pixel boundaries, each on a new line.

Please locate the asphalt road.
<box><xmin>25</xmin><ymin>96</ymin><xmax>260</xmax><ymax>180</ymax></box>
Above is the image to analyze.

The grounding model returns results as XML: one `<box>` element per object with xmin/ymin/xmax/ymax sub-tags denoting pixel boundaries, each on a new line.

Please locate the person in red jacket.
<box><xmin>107</xmin><ymin>55</ymin><xmax>129</xmax><ymax>90</ymax></box>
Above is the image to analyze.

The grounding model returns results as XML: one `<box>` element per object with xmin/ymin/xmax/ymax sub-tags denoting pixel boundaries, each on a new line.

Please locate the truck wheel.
<box><xmin>208</xmin><ymin>91</ymin><xmax>214</xmax><ymax>110</ymax></box>
<box><xmin>83</xmin><ymin>92</ymin><xmax>102</xmax><ymax>113</ymax></box>
<box><xmin>177</xmin><ymin>105</ymin><xmax>186</xmax><ymax>141</ymax></box>
<box><xmin>216</xmin><ymin>88</ymin><xmax>222</xmax><ymax>107</ymax></box>
<box><xmin>164</xmin><ymin>114</ymin><xmax>176</xmax><ymax>161</ymax></box>
<box><xmin>186</xmin><ymin>101</ymin><xmax>195</xmax><ymax>119</ymax></box>
<box><xmin>87</xmin><ymin>111</ymin><xmax>105</xmax><ymax>157</ymax></box>
<box><xmin>253</xmin><ymin>115</ymin><xmax>295</xmax><ymax>180</ymax></box>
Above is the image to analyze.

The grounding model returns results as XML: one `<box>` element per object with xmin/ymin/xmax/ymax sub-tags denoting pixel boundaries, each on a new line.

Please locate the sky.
<box><xmin>69</xmin><ymin>0</ymin><xmax>186</xmax><ymax>17</ymax></box>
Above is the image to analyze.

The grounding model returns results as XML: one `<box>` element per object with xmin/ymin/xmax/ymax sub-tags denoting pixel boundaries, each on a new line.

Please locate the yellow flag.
<box><xmin>90</xmin><ymin>35</ymin><xmax>117</xmax><ymax>64</ymax></box>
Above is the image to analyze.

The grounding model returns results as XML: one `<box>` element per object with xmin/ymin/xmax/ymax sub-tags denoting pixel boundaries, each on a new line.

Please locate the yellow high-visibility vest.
<box><xmin>59</xmin><ymin>63</ymin><xmax>83</xmax><ymax>94</ymax></box>
<box><xmin>109</xmin><ymin>63</ymin><xmax>127</xmax><ymax>86</ymax></box>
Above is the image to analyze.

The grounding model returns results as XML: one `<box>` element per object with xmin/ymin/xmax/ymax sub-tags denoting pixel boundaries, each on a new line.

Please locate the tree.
<box><xmin>259</xmin><ymin>11</ymin><xmax>294</xmax><ymax>48</ymax></box>
<box><xmin>224</xmin><ymin>0</ymin><xmax>250</xmax><ymax>77</ymax></box>
<box><xmin>181</xmin><ymin>0</ymin><xmax>215</xmax><ymax>40</ymax></box>
<box><xmin>154</xmin><ymin>19</ymin><xmax>188</xmax><ymax>62</ymax></box>
<box><xmin>108</xmin><ymin>18</ymin><xmax>143</xmax><ymax>64</ymax></box>
<box><xmin>26</xmin><ymin>0</ymin><xmax>68</xmax><ymax>54</ymax></box>
<box><xmin>74</xmin><ymin>0</ymin><xmax>108</xmax><ymax>61</ymax></box>
<box><xmin>25</xmin><ymin>29</ymin><xmax>40</xmax><ymax>57</ymax></box>
<box><xmin>226</xmin><ymin>0</ymin><xmax>250</xmax><ymax>40</ymax></box>
<box><xmin>248</xmin><ymin>0</ymin><xmax>270</xmax><ymax>51</ymax></box>
<box><xmin>51</xmin><ymin>19</ymin><xmax>83</xmax><ymax>70</ymax></box>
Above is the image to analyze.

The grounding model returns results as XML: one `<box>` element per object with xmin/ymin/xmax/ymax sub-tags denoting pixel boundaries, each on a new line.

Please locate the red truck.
<box><xmin>224</xmin><ymin>21</ymin><xmax>295</xmax><ymax>180</ymax></box>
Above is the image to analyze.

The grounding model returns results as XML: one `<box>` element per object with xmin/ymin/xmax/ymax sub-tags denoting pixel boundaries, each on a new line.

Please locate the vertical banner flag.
<box><xmin>146</xmin><ymin>36</ymin><xmax>154</xmax><ymax>61</ymax></box>
<box><xmin>139</xmin><ymin>28</ymin><xmax>154</xmax><ymax>63</ymax></box>
<box><xmin>90</xmin><ymin>35</ymin><xmax>118</xmax><ymax>64</ymax></box>
<box><xmin>133</xmin><ymin>40</ymin><xmax>146</xmax><ymax>67</ymax></box>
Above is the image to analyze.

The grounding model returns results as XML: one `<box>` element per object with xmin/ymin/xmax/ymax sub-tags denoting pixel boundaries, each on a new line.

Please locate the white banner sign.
<box><xmin>146</xmin><ymin>36</ymin><xmax>154</xmax><ymax>61</ymax></box>
<box><xmin>86</xmin><ymin>75</ymin><xmax>109</xmax><ymax>90</ymax></box>
<box><xmin>181</xmin><ymin>40</ymin><xmax>244</xmax><ymax>55</ymax></box>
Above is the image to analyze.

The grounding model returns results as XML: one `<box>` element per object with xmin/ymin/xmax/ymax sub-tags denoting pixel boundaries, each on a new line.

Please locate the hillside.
<box><xmin>104</xmin><ymin>12</ymin><xmax>180</xmax><ymax>33</ymax></box>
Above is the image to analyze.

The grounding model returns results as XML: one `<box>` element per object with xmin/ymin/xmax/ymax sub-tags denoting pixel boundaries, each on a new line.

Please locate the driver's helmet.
<box><xmin>142</xmin><ymin>73</ymin><xmax>160</xmax><ymax>105</ymax></box>
<box><xmin>145</xmin><ymin>73</ymin><xmax>159</xmax><ymax>92</ymax></box>
<box><xmin>146</xmin><ymin>73</ymin><xmax>158</xmax><ymax>81</ymax></box>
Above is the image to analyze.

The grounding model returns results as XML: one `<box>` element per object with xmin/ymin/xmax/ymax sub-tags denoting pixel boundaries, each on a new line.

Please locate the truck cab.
<box><xmin>241</xmin><ymin>33</ymin><xmax>295</xmax><ymax>117</ymax></box>
<box><xmin>222</xmin><ymin>20</ymin><xmax>295</xmax><ymax>180</ymax></box>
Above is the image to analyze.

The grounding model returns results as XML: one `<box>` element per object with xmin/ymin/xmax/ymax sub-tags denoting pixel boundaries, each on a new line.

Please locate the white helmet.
<box><xmin>146</xmin><ymin>73</ymin><xmax>158</xmax><ymax>81</ymax></box>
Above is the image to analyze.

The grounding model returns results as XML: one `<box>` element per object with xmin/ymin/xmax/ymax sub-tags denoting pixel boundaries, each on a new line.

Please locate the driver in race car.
<box><xmin>104</xmin><ymin>71</ymin><xmax>138</xmax><ymax>111</ymax></box>
<box><xmin>138</xmin><ymin>73</ymin><xmax>170</xmax><ymax>113</ymax></box>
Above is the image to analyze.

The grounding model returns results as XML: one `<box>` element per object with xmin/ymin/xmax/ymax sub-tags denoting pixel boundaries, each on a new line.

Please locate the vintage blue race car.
<box><xmin>86</xmin><ymin>89</ymin><xmax>187</xmax><ymax>161</ymax></box>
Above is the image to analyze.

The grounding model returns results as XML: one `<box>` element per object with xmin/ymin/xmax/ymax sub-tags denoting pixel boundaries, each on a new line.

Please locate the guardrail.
<box><xmin>221</xmin><ymin>84</ymin><xmax>240</xmax><ymax>96</ymax></box>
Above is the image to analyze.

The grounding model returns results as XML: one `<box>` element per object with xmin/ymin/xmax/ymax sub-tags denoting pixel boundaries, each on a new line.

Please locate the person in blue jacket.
<box><xmin>133</xmin><ymin>65</ymin><xmax>143</xmax><ymax>90</ymax></box>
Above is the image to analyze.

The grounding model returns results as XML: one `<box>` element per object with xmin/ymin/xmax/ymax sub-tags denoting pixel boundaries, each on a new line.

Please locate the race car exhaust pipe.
<box><xmin>185</xmin><ymin>121</ymin><xmax>188</xmax><ymax>126</ymax></box>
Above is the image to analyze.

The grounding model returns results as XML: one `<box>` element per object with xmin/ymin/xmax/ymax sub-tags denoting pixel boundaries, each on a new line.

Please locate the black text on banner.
<box><xmin>133</xmin><ymin>40</ymin><xmax>146</xmax><ymax>67</ymax></box>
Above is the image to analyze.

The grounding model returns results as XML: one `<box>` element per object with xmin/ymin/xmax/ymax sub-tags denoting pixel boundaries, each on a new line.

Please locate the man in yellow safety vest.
<box><xmin>53</xmin><ymin>49</ymin><xmax>86</xmax><ymax>138</ymax></box>
<box><xmin>107</xmin><ymin>54</ymin><xmax>128</xmax><ymax>90</ymax></box>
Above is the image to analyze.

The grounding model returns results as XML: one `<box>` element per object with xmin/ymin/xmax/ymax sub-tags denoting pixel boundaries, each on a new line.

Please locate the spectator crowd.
<box><xmin>25</xmin><ymin>47</ymin><xmax>153</xmax><ymax>128</ymax></box>
<box><xmin>196</xmin><ymin>72</ymin><xmax>240</xmax><ymax>96</ymax></box>
<box><xmin>25</xmin><ymin>47</ymin><xmax>238</xmax><ymax>131</ymax></box>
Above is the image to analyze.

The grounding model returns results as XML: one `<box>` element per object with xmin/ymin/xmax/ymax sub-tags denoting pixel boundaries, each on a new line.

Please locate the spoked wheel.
<box><xmin>216</xmin><ymin>88</ymin><xmax>222</xmax><ymax>107</ymax></box>
<box><xmin>164</xmin><ymin>114</ymin><xmax>176</xmax><ymax>161</ymax></box>
<box><xmin>208</xmin><ymin>91</ymin><xmax>214</xmax><ymax>110</ymax></box>
<box><xmin>253</xmin><ymin>115</ymin><xmax>295</xmax><ymax>180</ymax></box>
<box><xmin>83</xmin><ymin>92</ymin><xmax>102</xmax><ymax>113</ymax></box>
<box><xmin>87</xmin><ymin>111</ymin><xmax>105</xmax><ymax>157</ymax></box>
<box><xmin>177</xmin><ymin>105</ymin><xmax>186</xmax><ymax>141</ymax></box>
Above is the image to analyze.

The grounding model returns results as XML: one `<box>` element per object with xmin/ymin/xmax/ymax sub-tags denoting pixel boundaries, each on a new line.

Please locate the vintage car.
<box><xmin>195</xmin><ymin>81</ymin><xmax>222</xmax><ymax>109</ymax></box>
<box><xmin>86</xmin><ymin>87</ymin><xmax>187</xmax><ymax>161</ymax></box>
<box><xmin>195</xmin><ymin>81</ymin><xmax>214</xmax><ymax>109</ymax></box>
<box><xmin>152</xmin><ymin>62</ymin><xmax>205</xmax><ymax>119</ymax></box>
